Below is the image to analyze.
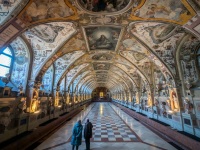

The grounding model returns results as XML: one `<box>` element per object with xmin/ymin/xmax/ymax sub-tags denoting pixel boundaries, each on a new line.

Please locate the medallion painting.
<box><xmin>93</xmin><ymin>63</ymin><xmax>110</xmax><ymax>70</ymax></box>
<box><xmin>85</xmin><ymin>26</ymin><xmax>121</xmax><ymax>51</ymax></box>
<box><xmin>28</xmin><ymin>24</ymin><xmax>65</xmax><ymax>43</ymax></box>
<box><xmin>92</xmin><ymin>53</ymin><xmax>113</xmax><ymax>61</ymax></box>
<box><xmin>78</xmin><ymin>0</ymin><xmax>130</xmax><ymax>12</ymax></box>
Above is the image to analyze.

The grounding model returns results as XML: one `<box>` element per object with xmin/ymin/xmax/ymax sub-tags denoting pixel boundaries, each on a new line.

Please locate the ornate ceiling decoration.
<box><xmin>0</xmin><ymin>0</ymin><xmax>200</xmax><ymax>93</ymax></box>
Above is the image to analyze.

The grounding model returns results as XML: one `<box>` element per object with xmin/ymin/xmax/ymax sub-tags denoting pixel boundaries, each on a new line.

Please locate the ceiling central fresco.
<box><xmin>0</xmin><ymin>0</ymin><xmax>199</xmax><ymax>93</ymax></box>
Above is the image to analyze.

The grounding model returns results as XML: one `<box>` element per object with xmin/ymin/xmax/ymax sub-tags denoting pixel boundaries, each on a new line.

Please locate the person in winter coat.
<box><xmin>84</xmin><ymin>118</ymin><xmax>93</xmax><ymax>150</ymax></box>
<box><xmin>71</xmin><ymin>120</ymin><xmax>83</xmax><ymax>150</ymax></box>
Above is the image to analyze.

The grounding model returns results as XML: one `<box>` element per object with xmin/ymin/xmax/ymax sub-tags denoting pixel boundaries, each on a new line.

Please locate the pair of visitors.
<box><xmin>71</xmin><ymin>118</ymin><xmax>93</xmax><ymax>150</ymax></box>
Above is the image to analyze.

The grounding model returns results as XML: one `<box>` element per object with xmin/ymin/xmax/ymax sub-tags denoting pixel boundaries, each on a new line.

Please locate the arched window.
<box><xmin>0</xmin><ymin>47</ymin><xmax>13</xmax><ymax>77</ymax></box>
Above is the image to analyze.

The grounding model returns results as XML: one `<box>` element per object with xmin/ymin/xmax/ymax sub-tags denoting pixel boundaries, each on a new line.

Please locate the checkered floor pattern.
<box><xmin>83</xmin><ymin>103</ymin><xmax>140</xmax><ymax>142</ymax></box>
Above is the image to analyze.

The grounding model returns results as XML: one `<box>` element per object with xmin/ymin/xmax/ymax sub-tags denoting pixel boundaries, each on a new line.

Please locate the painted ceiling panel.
<box><xmin>85</xmin><ymin>26</ymin><xmax>122</xmax><ymax>51</ymax></box>
<box><xmin>120</xmin><ymin>33</ymin><xmax>148</xmax><ymax>54</ymax></box>
<box><xmin>1</xmin><ymin>0</ymin><xmax>200</xmax><ymax>93</ymax></box>
<box><xmin>65</xmin><ymin>63</ymin><xmax>89</xmax><ymax>87</ymax></box>
<box><xmin>54</xmin><ymin>51</ymin><xmax>85</xmax><ymax>85</ymax></box>
<box><xmin>0</xmin><ymin>0</ymin><xmax>28</xmax><ymax>25</ymax></box>
<box><xmin>129</xmin><ymin>22</ymin><xmax>185</xmax><ymax>75</ymax></box>
<box><xmin>18</xmin><ymin>0</ymin><xmax>76</xmax><ymax>24</ymax></box>
<box><xmin>79</xmin><ymin>75</ymin><xmax>95</xmax><ymax>88</ymax></box>
<box><xmin>77</xmin><ymin>0</ymin><xmax>131</xmax><ymax>13</ymax></box>
<box><xmin>130</xmin><ymin>0</ymin><xmax>195</xmax><ymax>24</ymax></box>
<box><xmin>73</xmin><ymin>70</ymin><xmax>92</xmax><ymax>89</ymax></box>
<box><xmin>24</xmin><ymin>22</ymin><xmax>76</xmax><ymax>79</ymax></box>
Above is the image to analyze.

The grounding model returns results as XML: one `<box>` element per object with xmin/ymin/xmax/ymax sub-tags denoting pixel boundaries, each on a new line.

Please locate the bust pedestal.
<box><xmin>182</xmin><ymin>113</ymin><xmax>196</xmax><ymax>135</ymax></box>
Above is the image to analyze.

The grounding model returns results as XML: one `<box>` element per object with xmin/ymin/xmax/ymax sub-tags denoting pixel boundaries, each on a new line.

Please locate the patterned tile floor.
<box><xmin>86</xmin><ymin>103</ymin><xmax>140</xmax><ymax>142</ymax></box>
<box><xmin>35</xmin><ymin>103</ymin><xmax>177</xmax><ymax>150</ymax></box>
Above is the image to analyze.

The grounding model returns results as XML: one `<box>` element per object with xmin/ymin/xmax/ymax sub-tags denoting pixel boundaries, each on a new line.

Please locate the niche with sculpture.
<box><xmin>169</xmin><ymin>90</ymin><xmax>180</xmax><ymax>111</ymax></box>
<box><xmin>31</xmin><ymin>90</ymin><xmax>40</xmax><ymax>112</ymax></box>
<box><xmin>154</xmin><ymin>70</ymin><xmax>168</xmax><ymax>97</ymax></box>
<box><xmin>55</xmin><ymin>91</ymin><xmax>60</xmax><ymax>106</ymax></box>
<box><xmin>183</xmin><ymin>98</ymin><xmax>193</xmax><ymax>114</ymax></box>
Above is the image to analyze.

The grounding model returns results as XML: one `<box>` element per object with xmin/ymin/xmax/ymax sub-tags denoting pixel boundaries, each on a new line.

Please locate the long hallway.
<box><xmin>35</xmin><ymin>103</ymin><xmax>177</xmax><ymax>150</ymax></box>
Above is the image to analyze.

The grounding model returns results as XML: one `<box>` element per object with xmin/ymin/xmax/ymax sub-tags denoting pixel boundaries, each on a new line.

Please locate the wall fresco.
<box><xmin>65</xmin><ymin>63</ymin><xmax>89</xmax><ymax>85</ymax></box>
<box><xmin>54</xmin><ymin>51</ymin><xmax>85</xmax><ymax>86</ymax></box>
<box><xmin>129</xmin><ymin>22</ymin><xmax>185</xmax><ymax>75</ymax></box>
<box><xmin>71</xmin><ymin>70</ymin><xmax>91</xmax><ymax>90</ymax></box>
<box><xmin>180</xmin><ymin>35</ymin><xmax>200</xmax><ymax>84</ymax></box>
<box><xmin>24</xmin><ymin>22</ymin><xmax>75</xmax><ymax>79</ymax></box>
<box><xmin>41</xmin><ymin>65</ymin><xmax>53</xmax><ymax>93</ymax></box>
<box><xmin>0</xmin><ymin>25</ymin><xmax>19</xmax><ymax>47</ymax></box>
<box><xmin>10</xmin><ymin>37</ymin><xmax>29</xmax><ymax>92</ymax></box>
<box><xmin>60</xmin><ymin>78</ymin><xmax>65</xmax><ymax>92</ymax></box>
<box><xmin>0</xmin><ymin>0</ymin><xmax>25</xmax><ymax>25</ymax></box>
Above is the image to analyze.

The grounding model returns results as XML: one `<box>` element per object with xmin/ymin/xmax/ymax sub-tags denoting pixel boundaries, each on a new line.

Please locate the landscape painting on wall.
<box><xmin>85</xmin><ymin>26</ymin><xmax>121</xmax><ymax>51</ymax></box>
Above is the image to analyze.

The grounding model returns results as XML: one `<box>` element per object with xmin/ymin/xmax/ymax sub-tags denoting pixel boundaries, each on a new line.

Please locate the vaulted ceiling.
<box><xmin>0</xmin><ymin>0</ymin><xmax>200</xmax><ymax>93</ymax></box>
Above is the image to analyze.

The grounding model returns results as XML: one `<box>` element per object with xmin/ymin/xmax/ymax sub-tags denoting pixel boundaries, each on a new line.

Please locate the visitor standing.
<box><xmin>84</xmin><ymin>118</ymin><xmax>93</xmax><ymax>150</ymax></box>
<box><xmin>71</xmin><ymin>120</ymin><xmax>83</xmax><ymax>150</ymax></box>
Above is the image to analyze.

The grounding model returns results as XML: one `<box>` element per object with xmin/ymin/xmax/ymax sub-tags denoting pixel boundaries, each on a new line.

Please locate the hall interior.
<box><xmin>0</xmin><ymin>0</ymin><xmax>200</xmax><ymax>150</ymax></box>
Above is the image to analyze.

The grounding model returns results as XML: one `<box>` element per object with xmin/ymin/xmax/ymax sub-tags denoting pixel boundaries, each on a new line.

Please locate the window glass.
<box><xmin>0</xmin><ymin>55</ymin><xmax>11</xmax><ymax>67</ymax></box>
<box><xmin>0</xmin><ymin>47</ymin><xmax>12</xmax><ymax>77</ymax></box>
<box><xmin>0</xmin><ymin>66</ymin><xmax>9</xmax><ymax>77</ymax></box>
<box><xmin>3</xmin><ymin>47</ymin><xmax>12</xmax><ymax>56</ymax></box>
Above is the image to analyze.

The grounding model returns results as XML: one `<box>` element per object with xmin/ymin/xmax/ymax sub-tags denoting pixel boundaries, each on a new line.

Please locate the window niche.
<box><xmin>0</xmin><ymin>47</ymin><xmax>13</xmax><ymax>97</ymax></box>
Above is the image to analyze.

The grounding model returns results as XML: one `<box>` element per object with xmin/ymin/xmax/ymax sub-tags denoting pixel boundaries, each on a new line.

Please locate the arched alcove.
<box><xmin>92</xmin><ymin>87</ymin><xmax>110</xmax><ymax>101</ymax></box>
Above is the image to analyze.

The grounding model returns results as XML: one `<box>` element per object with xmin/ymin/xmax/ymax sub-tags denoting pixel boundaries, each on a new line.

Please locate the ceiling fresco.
<box><xmin>54</xmin><ymin>51</ymin><xmax>85</xmax><ymax>85</ymax></box>
<box><xmin>77</xmin><ymin>0</ymin><xmax>131</xmax><ymax>13</ymax></box>
<box><xmin>91</xmin><ymin>53</ymin><xmax>113</xmax><ymax>61</ymax></box>
<box><xmin>24</xmin><ymin>22</ymin><xmax>76</xmax><ymax>79</ymax></box>
<box><xmin>129</xmin><ymin>22</ymin><xmax>185</xmax><ymax>75</ymax></box>
<box><xmin>0</xmin><ymin>0</ymin><xmax>28</xmax><ymax>25</ymax></box>
<box><xmin>85</xmin><ymin>26</ymin><xmax>121</xmax><ymax>51</ymax></box>
<box><xmin>0</xmin><ymin>0</ymin><xmax>200</xmax><ymax>94</ymax></box>
<box><xmin>18</xmin><ymin>0</ymin><xmax>77</xmax><ymax>24</ymax></box>
<box><xmin>93</xmin><ymin>62</ymin><xmax>111</xmax><ymax>70</ymax></box>
<box><xmin>65</xmin><ymin>63</ymin><xmax>89</xmax><ymax>88</ymax></box>
<box><xmin>130</xmin><ymin>0</ymin><xmax>196</xmax><ymax>24</ymax></box>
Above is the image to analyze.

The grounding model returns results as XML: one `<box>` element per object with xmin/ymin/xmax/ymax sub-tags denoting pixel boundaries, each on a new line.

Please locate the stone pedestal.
<box><xmin>28</xmin><ymin>113</ymin><xmax>39</xmax><ymax>130</ymax></box>
<box><xmin>153</xmin><ymin>113</ymin><xmax>158</xmax><ymax>120</ymax></box>
<box><xmin>147</xmin><ymin>111</ymin><xmax>153</xmax><ymax>118</ymax></box>
<box><xmin>171</xmin><ymin>114</ymin><xmax>183</xmax><ymax>131</ymax></box>
<box><xmin>182</xmin><ymin>113</ymin><xmax>196</xmax><ymax>135</ymax></box>
<box><xmin>194</xmin><ymin>128</ymin><xmax>200</xmax><ymax>138</ymax></box>
<box><xmin>17</xmin><ymin>113</ymin><xmax>28</xmax><ymax>135</ymax></box>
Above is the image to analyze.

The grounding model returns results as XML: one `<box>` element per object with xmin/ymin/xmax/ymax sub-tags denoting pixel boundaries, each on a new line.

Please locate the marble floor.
<box><xmin>35</xmin><ymin>102</ymin><xmax>177</xmax><ymax>150</ymax></box>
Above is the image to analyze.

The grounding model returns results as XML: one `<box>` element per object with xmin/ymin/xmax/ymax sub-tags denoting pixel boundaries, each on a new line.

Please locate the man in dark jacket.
<box><xmin>84</xmin><ymin>118</ymin><xmax>93</xmax><ymax>150</ymax></box>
